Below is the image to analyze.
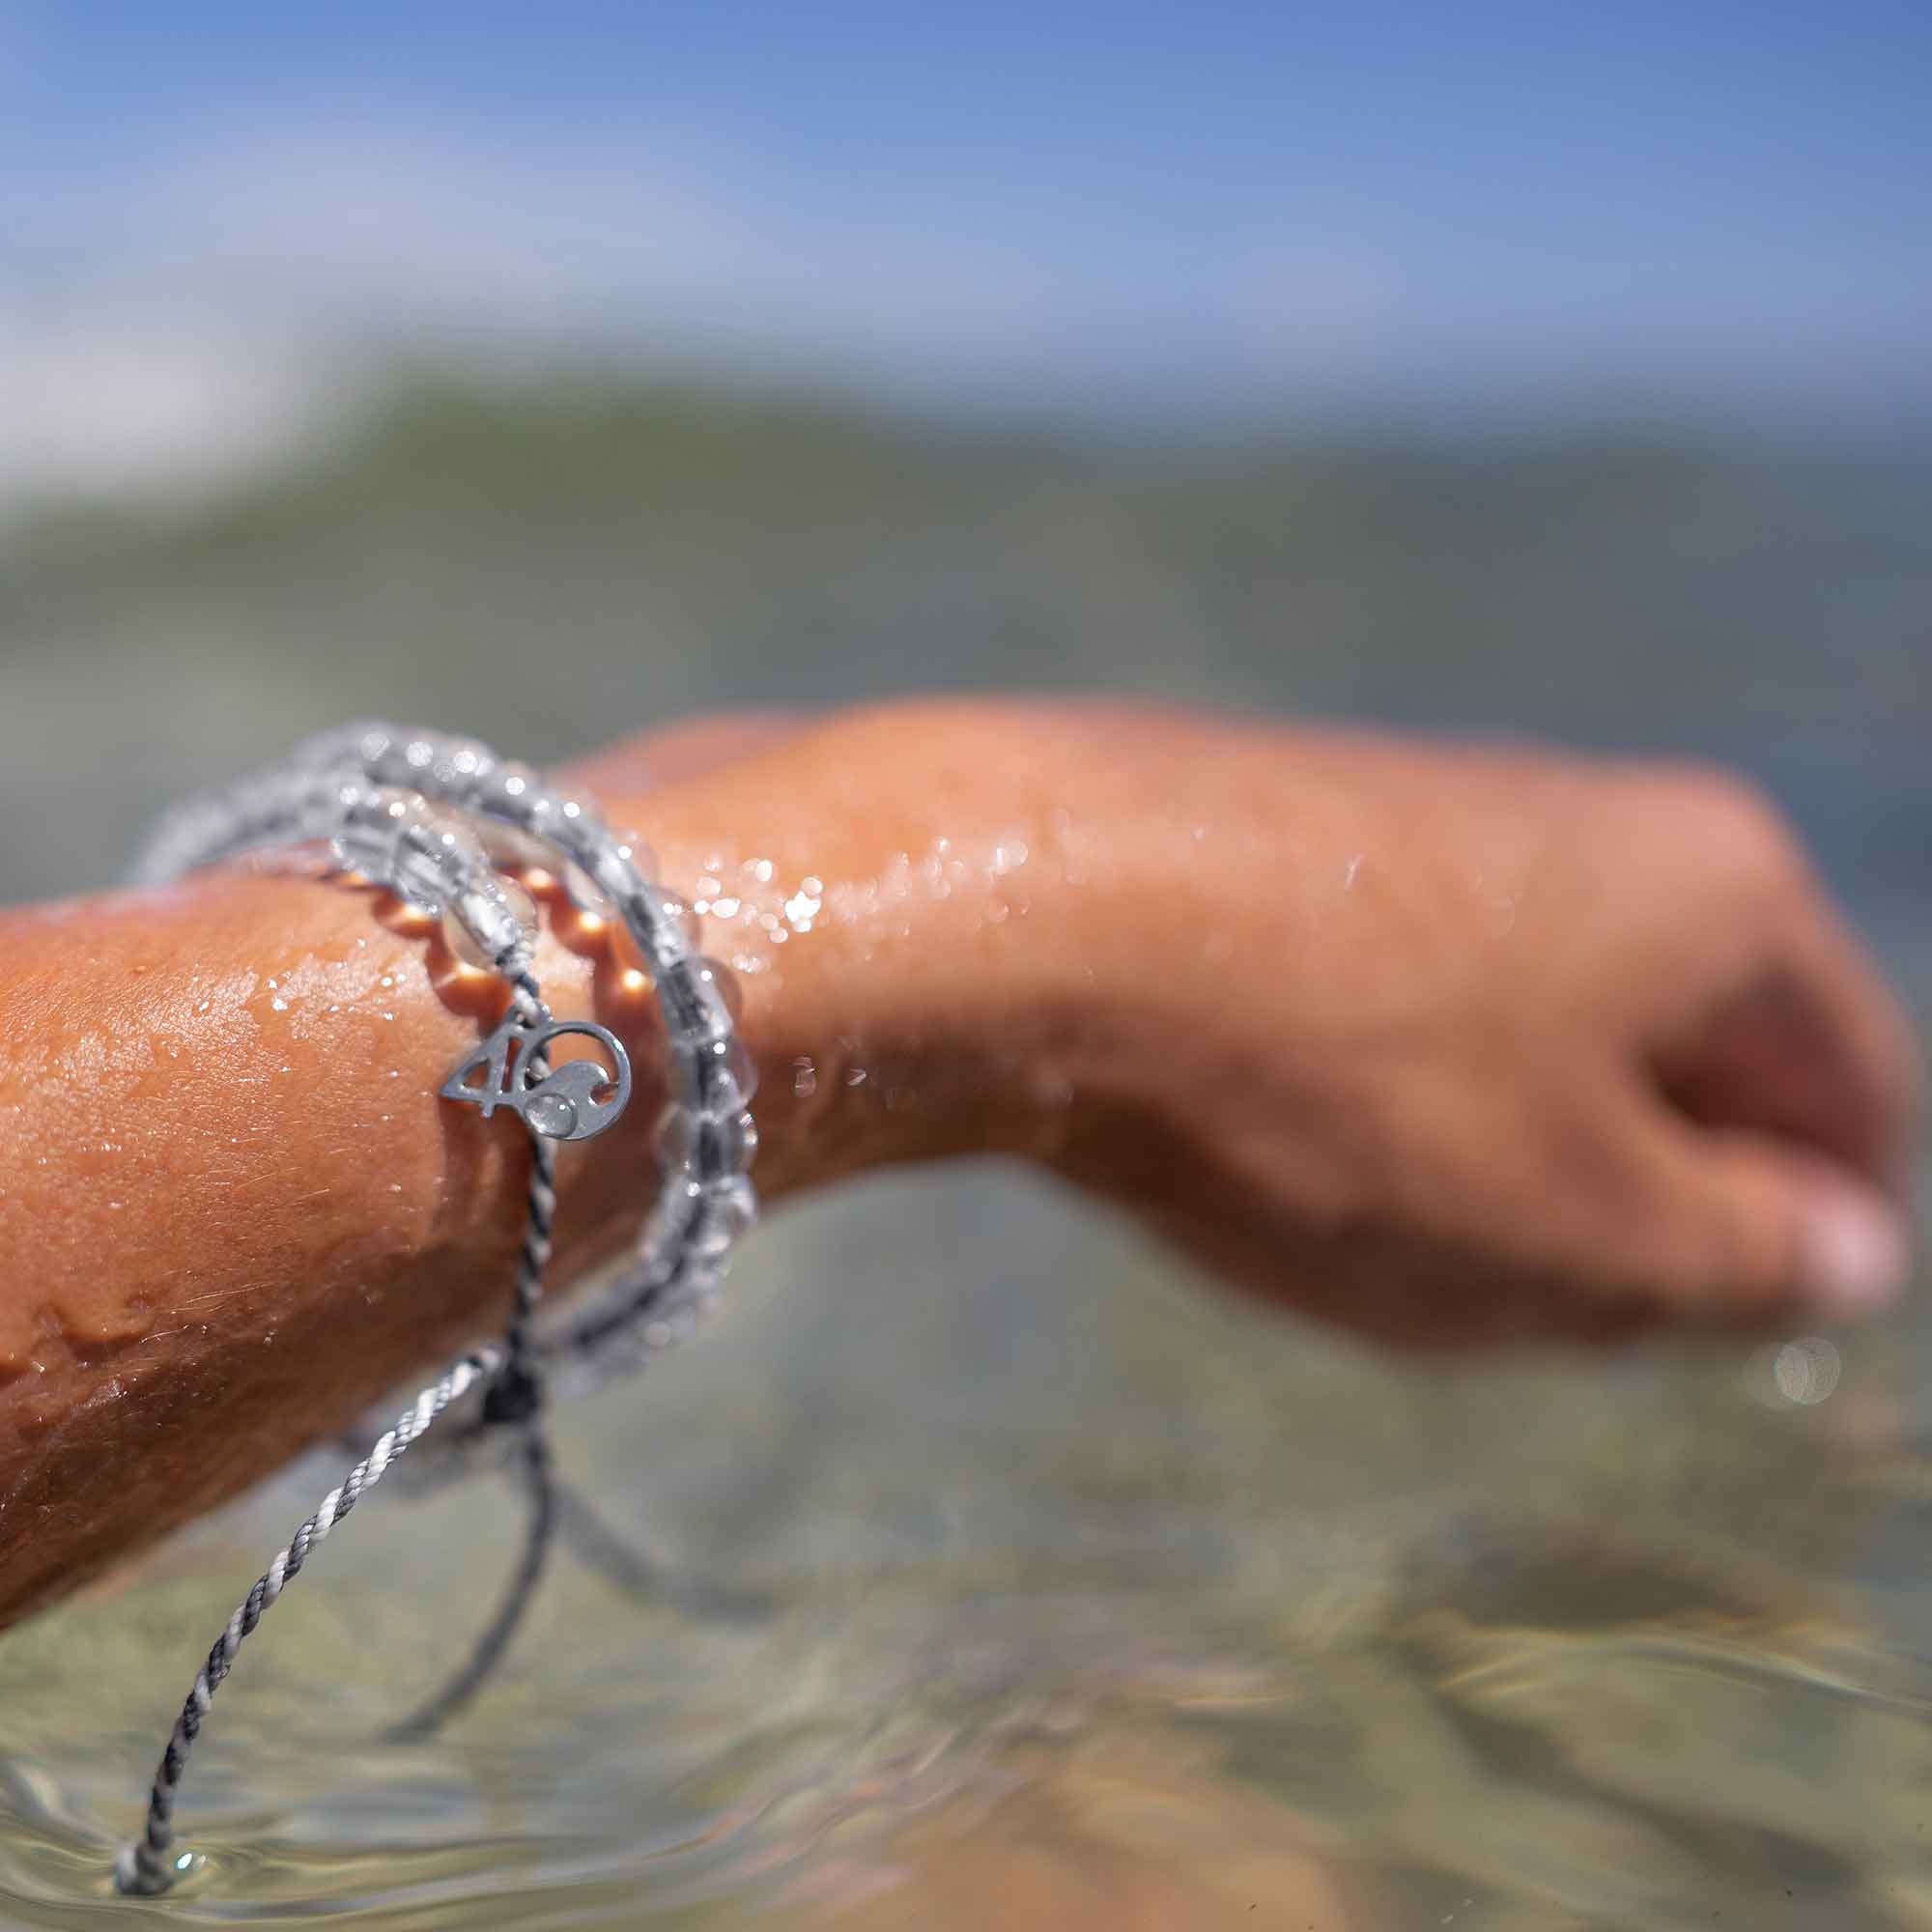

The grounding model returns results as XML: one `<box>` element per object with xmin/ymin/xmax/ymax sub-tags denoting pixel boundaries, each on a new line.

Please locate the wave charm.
<box><xmin>442</xmin><ymin>1014</ymin><xmax>633</xmax><ymax>1141</ymax></box>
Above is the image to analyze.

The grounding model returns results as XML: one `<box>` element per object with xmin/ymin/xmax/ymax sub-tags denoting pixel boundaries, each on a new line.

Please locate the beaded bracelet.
<box><xmin>113</xmin><ymin>724</ymin><xmax>758</xmax><ymax>1895</ymax></box>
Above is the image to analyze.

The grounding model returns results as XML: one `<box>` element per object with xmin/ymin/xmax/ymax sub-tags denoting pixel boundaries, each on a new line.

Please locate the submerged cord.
<box><xmin>115</xmin><ymin>1349</ymin><xmax>503</xmax><ymax>1896</ymax></box>
<box><xmin>387</xmin><ymin>1426</ymin><xmax>557</xmax><ymax>1744</ymax></box>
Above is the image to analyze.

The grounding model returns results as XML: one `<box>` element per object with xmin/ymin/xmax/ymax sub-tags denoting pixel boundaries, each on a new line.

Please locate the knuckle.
<box><xmin>1641</xmin><ymin>762</ymin><xmax>1809</xmax><ymax>895</ymax></box>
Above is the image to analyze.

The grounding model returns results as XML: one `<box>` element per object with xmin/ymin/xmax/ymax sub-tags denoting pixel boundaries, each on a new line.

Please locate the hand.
<box><xmin>1008</xmin><ymin>716</ymin><xmax>1921</xmax><ymax>1348</ymax></box>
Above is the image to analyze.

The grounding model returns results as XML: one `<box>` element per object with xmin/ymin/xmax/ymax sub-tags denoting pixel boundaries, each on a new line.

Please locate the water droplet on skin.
<box><xmin>270</xmin><ymin>997</ymin><xmax>288</xmax><ymax>1012</ymax></box>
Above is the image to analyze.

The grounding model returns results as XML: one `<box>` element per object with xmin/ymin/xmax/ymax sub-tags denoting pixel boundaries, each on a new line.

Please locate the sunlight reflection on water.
<box><xmin>1</xmin><ymin>1151</ymin><xmax>1929</xmax><ymax>1928</ymax></box>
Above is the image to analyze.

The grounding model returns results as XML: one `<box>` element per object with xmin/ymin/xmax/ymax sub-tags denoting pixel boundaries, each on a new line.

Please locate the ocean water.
<box><xmin>1</xmin><ymin>1141</ymin><xmax>1930</xmax><ymax>1929</ymax></box>
<box><xmin>1</xmin><ymin>393</ymin><xmax>1928</xmax><ymax>1925</ymax></box>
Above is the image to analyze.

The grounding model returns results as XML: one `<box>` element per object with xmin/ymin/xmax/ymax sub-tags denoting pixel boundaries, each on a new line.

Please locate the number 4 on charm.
<box><xmin>441</xmin><ymin>1014</ymin><xmax>633</xmax><ymax>1142</ymax></box>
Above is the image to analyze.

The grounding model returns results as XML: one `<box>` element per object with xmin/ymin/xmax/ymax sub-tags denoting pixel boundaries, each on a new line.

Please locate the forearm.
<box><xmin>0</xmin><ymin>699</ymin><xmax>1113</xmax><ymax>1624</ymax></box>
<box><xmin>0</xmin><ymin>696</ymin><xmax>1914</xmax><ymax>1627</ymax></box>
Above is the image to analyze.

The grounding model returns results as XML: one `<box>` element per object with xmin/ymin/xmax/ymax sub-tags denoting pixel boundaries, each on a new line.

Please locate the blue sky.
<box><xmin>2</xmin><ymin>3</ymin><xmax>1929</xmax><ymax>487</ymax></box>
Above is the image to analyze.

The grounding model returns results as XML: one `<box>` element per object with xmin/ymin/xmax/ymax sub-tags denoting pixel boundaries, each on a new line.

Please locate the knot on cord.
<box><xmin>481</xmin><ymin>1362</ymin><xmax>544</xmax><ymax>1428</ymax></box>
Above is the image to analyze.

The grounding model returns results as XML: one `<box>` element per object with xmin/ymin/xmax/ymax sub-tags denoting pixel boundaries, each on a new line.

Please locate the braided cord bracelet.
<box><xmin>114</xmin><ymin>724</ymin><xmax>758</xmax><ymax>1895</ymax></box>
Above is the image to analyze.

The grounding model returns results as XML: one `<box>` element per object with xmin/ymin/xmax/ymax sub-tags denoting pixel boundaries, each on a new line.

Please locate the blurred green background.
<box><xmin>5</xmin><ymin>374</ymin><xmax>1928</xmax><ymax>996</ymax></box>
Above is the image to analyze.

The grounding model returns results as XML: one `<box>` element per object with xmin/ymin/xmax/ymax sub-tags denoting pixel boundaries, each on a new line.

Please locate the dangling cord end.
<box><xmin>110</xmin><ymin>1350</ymin><xmax>499</xmax><ymax>1897</ymax></box>
<box><xmin>114</xmin><ymin>1837</ymin><xmax>179</xmax><ymax>1897</ymax></box>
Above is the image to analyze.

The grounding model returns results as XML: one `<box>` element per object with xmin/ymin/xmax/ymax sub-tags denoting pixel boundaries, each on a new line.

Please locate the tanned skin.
<box><xmin>0</xmin><ymin>700</ymin><xmax>1918</xmax><ymax>1628</ymax></box>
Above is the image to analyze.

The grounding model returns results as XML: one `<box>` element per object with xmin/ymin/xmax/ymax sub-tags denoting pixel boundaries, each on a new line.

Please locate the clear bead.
<box><xmin>561</xmin><ymin>857</ymin><xmax>613</xmax><ymax>917</ymax></box>
<box><xmin>547</xmin><ymin>820</ymin><xmax>638</xmax><ymax>916</ymax></box>
<box><xmin>369</xmin><ymin>733</ymin><xmax>441</xmax><ymax>789</ymax></box>
<box><xmin>637</xmin><ymin>1179</ymin><xmax>703</xmax><ymax>1274</ymax></box>
<box><xmin>477</xmin><ymin>760</ymin><xmax>544</xmax><ymax>828</ymax></box>
<box><xmin>690</xmin><ymin>1177</ymin><xmax>757</xmax><ymax>1260</ymax></box>
<box><xmin>443</xmin><ymin>876</ymin><xmax>537</xmax><ymax>970</ymax></box>
<box><xmin>547</xmin><ymin>794</ymin><xmax>607</xmax><ymax>864</ymax></box>
<box><xmin>659</xmin><ymin>955</ymin><xmax>742</xmax><ymax>1043</ymax></box>
<box><xmin>681</xmin><ymin>1035</ymin><xmax>758</xmax><ymax>1115</ymax></box>
<box><xmin>431</xmin><ymin>736</ymin><xmax>496</xmax><ymax>797</ymax></box>
<box><xmin>518</xmin><ymin>790</ymin><xmax>564</xmax><ymax>845</ymax></box>
<box><xmin>611</xmin><ymin>889</ymin><xmax>703</xmax><ymax>981</ymax></box>
<box><xmin>613</xmin><ymin>832</ymin><xmax>659</xmax><ymax>883</ymax></box>
<box><xmin>389</xmin><ymin>823</ymin><xmax>468</xmax><ymax>913</ymax></box>
<box><xmin>654</xmin><ymin>1101</ymin><xmax>758</xmax><ymax>1179</ymax></box>
<box><xmin>696</xmin><ymin>956</ymin><xmax>743</xmax><ymax>1021</ymax></box>
<box><xmin>585</xmin><ymin>841</ymin><xmax>641</xmax><ymax>911</ymax></box>
<box><xmin>334</xmin><ymin>789</ymin><xmax>434</xmax><ymax>886</ymax></box>
<box><xmin>667</xmin><ymin>891</ymin><xmax>704</xmax><ymax>952</ymax></box>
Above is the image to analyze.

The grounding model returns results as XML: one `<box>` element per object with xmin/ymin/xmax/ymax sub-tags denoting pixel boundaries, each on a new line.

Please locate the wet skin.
<box><xmin>0</xmin><ymin>699</ymin><xmax>1918</xmax><ymax>1627</ymax></box>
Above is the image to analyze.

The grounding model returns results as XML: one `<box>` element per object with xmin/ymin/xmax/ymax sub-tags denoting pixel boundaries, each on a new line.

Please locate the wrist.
<box><xmin>607</xmin><ymin>698</ymin><xmax>1132</xmax><ymax>1198</ymax></box>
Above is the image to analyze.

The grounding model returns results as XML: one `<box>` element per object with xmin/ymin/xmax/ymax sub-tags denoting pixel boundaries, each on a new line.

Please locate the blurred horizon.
<box><xmin>3</xmin><ymin>0</ymin><xmax>1927</xmax><ymax>975</ymax></box>
<box><xmin>4</xmin><ymin>1</ymin><xmax>1931</xmax><ymax>503</ymax></box>
<box><xmin>5</xmin><ymin>366</ymin><xmax>1928</xmax><ymax>1004</ymax></box>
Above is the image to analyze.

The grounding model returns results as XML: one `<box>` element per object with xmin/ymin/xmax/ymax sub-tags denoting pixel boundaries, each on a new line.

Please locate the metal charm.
<box><xmin>442</xmin><ymin>1014</ymin><xmax>633</xmax><ymax>1141</ymax></box>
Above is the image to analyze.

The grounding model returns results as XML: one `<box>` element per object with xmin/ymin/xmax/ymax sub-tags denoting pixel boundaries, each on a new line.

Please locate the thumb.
<box><xmin>1634</xmin><ymin>1118</ymin><xmax>1914</xmax><ymax>1326</ymax></box>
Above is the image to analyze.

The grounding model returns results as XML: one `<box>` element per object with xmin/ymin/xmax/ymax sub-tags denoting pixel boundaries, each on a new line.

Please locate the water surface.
<box><xmin>3</xmin><ymin>1150</ymin><xmax>1930</xmax><ymax>1928</ymax></box>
